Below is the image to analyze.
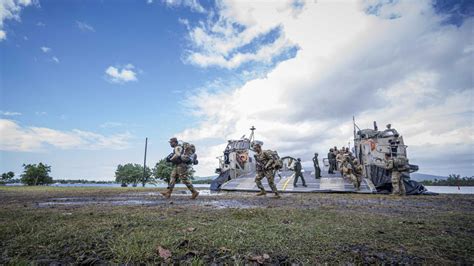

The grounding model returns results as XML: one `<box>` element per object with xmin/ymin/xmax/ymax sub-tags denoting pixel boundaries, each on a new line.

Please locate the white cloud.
<box><xmin>40</xmin><ymin>46</ymin><xmax>51</xmax><ymax>53</ymax></box>
<box><xmin>181</xmin><ymin>0</ymin><xmax>301</xmax><ymax>69</ymax></box>
<box><xmin>76</xmin><ymin>21</ymin><xmax>95</xmax><ymax>32</ymax></box>
<box><xmin>35</xmin><ymin>111</ymin><xmax>47</xmax><ymax>116</ymax></box>
<box><xmin>52</xmin><ymin>56</ymin><xmax>59</xmax><ymax>63</ymax></box>
<box><xmin>162</xmin><ymin>0</ymin><xmax>205</xmax><ymax>13</ymax></box>
<box><xmin>0</xmin><ymin>0</ymin><xmax>38</xmax><ymax>41</ymax></box>
<box><xmin>147</xmin><ymin>0</ymin><xmax>153</xmax><ymax>4</ymax></box>
<box><xmin>178</xmin><ymin>0</ymin><xmax>474</xmax><ymax>177</ymax></box>
<box><xmin>0</xmin><ymin>111</ymin><xmax>22</xmax><ymax>116</ymax></box>
<box><xmin>36</xmin><ymin>21</ymin><xmax>45</xmax><ymax>26</ymax></box>
<box><xmin>105</xmin><ymin>64</ymin><xmax>138</xmax><ymax>84</ymax></box>
<box><xmin>0</xmin><ymin>119</ymin><xmax>132</xmax><ymax>152</ymax></box>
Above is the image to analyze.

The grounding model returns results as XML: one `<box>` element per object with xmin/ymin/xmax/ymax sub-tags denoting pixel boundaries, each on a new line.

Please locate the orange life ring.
<box><xmin>239</xmin><ymin>153</ymin><xmax>249</xmax><ymax>162</ymax></box>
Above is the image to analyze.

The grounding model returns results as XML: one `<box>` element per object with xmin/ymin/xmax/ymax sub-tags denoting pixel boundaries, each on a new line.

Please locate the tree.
<box><xmin>1</xmin><ymin>171</ymin><xmax>14</xmax><ymax>180</ymax></box>
<box><xmin>20</xmin><ymin>163</ymin><xmax>53</xmax><ymax>186</ymax></box>
<box><xmin>115</xmin><ymin>163</ymin><xmax>151</xmax><ymax>187</ymax></box>
<box><xmin>152</xmin><ymin>159</ymin><xmax>195</xmax><ymax>183</ymax></box>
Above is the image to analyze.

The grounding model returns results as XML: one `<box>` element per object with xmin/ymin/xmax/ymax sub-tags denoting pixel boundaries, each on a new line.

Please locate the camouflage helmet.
<box><xmin>169</xmin><ymin>137</ymin><xmax>178</xmax><ymax>143</ymax></box>
<box><xmin>353</xmin><ymin>159</ymin><xmax>359</xmax><ymax>165</ymax></box>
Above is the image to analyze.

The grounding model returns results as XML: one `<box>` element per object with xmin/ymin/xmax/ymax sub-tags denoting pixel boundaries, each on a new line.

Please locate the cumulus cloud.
<box><xmin>181</xmin><ymin>1</ymin><xmax>301</xmax><ymax>69</ymax></box>
<box><xmin>0</xmin><ymin>0</ymin><xmax>38</xmax><ymax>41</ymax></box>
<box><xmin>40</xmin><ymin>46</ymin><xmax>51</xmax><ymax>53</ymax></box>
<box><xmin>0</xmin><ymin>119</ymin><xmax>132</xmax><ymax>152</ymax></box>
<box><xmin>105</xmin><ymin>64</ymin><xmax>138</xmax><ymax>84</ymax></box>
<box><xmin>52</xmin><ymin>56</ymin><xmax>59</xmax><ymax>63</ymax></box>
<box><xmin>162</xmin><ymin>0</ymin><xmax>205</xmax><ymax>13</ymax></box>
<box><xmin>178</xmin><ymin>0</ymin><xmax>474</xmax><ymax>177</ymax></box>
<box><xmin>76</xmin><ymin>21</ymin><xmax>95</xmax><ymax>32</ymax></box>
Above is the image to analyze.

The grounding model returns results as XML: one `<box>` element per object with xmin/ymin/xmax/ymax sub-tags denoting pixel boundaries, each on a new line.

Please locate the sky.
<box><xmin>0</xmin><ymin>0</ymin><xmax>473</xmax><ymax>180</ymax></box>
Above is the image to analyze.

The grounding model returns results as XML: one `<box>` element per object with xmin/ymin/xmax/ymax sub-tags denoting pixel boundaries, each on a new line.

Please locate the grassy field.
<box><xmin>0</xmin><ymin>186</ymin><xmax>473</xmax><ymax>264</ymax></box>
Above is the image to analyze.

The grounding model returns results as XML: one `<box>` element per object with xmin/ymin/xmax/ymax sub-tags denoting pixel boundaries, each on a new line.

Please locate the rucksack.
<box><xmin>393</xmin><ymin>157</ymin><xmax>409</xmax><ymax>171</ymax></box>
<box><xmin>180</xmin><ymin>142</ymin><xmax>198</xmax><ymax>165</ymax></box>
<box><xmin>268</xmin><ymin>150</ymin><xmax>283</xmax><ymax>170</ymax></box>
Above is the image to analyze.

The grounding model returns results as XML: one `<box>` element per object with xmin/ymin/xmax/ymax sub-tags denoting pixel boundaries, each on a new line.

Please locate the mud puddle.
<box><xmin>36</xmin><ymin>190</ymin><xmax>259</xmax><ymax>209</ymax></box>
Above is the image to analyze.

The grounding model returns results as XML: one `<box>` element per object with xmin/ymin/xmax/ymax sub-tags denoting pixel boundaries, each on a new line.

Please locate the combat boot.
<box><xmin>274</xmin><ymin>193</ymin><xmax>281</xmax><ymax>199</ymax></box>
<box><xmin>256</xmin><ymin>190</ymin><xmax>266</xmax><ymax>196</ymax></box>
<box><xmin>191</xmin><ymin>190</ymin><xmax>199</xmax><ymax>199</ymax></box>
<box><xmin>160</xmin><ymin>190</ymin><xmax>171</xmax><ymax>199</ymax></box>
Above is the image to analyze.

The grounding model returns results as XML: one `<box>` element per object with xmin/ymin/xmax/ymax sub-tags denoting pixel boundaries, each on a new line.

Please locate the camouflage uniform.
<box><xmin>336</xmin><ymin>152</ymin><xmax>344</xmax><ymax>172</ymax></box>
<box><xmin>254</xmin><ymin>150</ymin><xmax>279</xmax><ymax>195</ymax></box>
<box><xmin>353</xmin><ymin>160</ymin><xmax>363</xmax><ymax>190</ymax></box>
<box><xmin>385</xmin><ymin>158</ymin><xmax>406</xmax><ymax>196</ymax></box>
<box><xmin>168</xmin><ymin>145</ymin><xmax>197</xmax><ymax>193</ymax></box>
<box><xmin>342</xmin><ymin>157</ymin><xmax>360</xmax><ymax>190</ymax></box>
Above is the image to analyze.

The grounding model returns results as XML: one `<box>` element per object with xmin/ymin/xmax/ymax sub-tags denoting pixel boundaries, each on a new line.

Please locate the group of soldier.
<box><xmin>327</xmin><ymin>146</ymin><xmax>363</xmax><ymax>190</ymax></box>
<box><xmin>161</xmin><ymin>137</ymin><xmax>405</xmax><ymax>200</ymax></box>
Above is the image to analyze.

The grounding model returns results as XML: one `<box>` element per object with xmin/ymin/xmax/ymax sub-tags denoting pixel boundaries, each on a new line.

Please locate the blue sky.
<box><xmin>1</xmin><ymin>0</ymin><xmax>473</xmax><ymax>179</ymax></box>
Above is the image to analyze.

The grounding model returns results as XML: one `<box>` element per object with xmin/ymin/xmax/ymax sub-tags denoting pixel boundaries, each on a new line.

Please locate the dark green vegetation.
<box><xmin>0</xmin><ymin>171</ymin><xmax>15</xmax><ymax>185</ymax></box>
<box><xmin>0</xmin><ymin>187</ymin><xmax>473</xmax><ymax>264</ymax></box>
<box><xmin>114</xmin><ymin>159</ymin><xmax>196</xmax><ymax>187</ymax></box>
<box><xmin>115</xmin><ymin>163</ymin><xmax>152</xmax><ymax>187</ymax></box>
<box><xmin>420</xmin><ymin>174</ymin><xmax>474</xmax><ymax>186</ymax></box>
<box><xmin>20</xmin><ymin>163</ymin><xmax>53</xmax><ymax>186</ymax></box>
<box><xmin>152</xmin><ymin>159</ymin><xmax>195</xmax><ymax>184</ymax></box>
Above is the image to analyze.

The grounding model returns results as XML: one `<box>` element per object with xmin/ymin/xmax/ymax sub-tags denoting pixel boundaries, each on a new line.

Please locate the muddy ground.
<box><xmin>0</xmin><ymin>186</ymin><xmax>473</xmax><ymax>264</ymax></box>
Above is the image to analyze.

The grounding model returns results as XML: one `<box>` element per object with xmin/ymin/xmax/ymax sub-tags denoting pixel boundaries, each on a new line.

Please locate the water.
<box><xmin>424</xmin><ymin>186</ymin><xmax>474</xmax><ymax>194</ymax></box>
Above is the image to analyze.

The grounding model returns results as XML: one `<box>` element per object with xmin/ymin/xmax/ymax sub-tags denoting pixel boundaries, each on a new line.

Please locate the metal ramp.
<box><xmin>220</xmin><ymin>169</ymin><xmax>376</xmax><ymax>194</ymax></box>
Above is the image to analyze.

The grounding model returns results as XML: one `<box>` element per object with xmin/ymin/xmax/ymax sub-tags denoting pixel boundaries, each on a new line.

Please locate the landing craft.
<box><xmin>211</xmin><ymin>127</ymin><xmax>376</xmax><ymax>193</ymax></box>
<box><xmin>352</xmin><ymin>119</ymin><xmax>431</xmax><ymax>195</ymax></box>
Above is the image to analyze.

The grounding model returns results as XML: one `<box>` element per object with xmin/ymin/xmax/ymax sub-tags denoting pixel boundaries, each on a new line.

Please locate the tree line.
<box><xmin>1</xmin><ymin>159</ymin><xmax>193</xmax><ymax>186</ymax></box>
<box><xmin>419</xmin><ymin>174</ymin><xmax>474</xmax><ymax>186</ymax></box>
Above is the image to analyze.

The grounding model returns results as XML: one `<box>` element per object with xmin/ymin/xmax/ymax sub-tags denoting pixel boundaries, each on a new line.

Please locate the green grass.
<box><xmin>0</xmin><ymin>187</ymin><xmax>473</xmax><ymax>264</ymax></box>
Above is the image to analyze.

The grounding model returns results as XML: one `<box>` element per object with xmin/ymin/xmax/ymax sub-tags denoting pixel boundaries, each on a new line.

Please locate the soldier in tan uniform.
<box><xmin>336</xmin><ymin>151</ymin><xmax>344</xmax><ymax>172</ymax></box>
<box><xmin>341</xmin><ymin>156</ymin><xmax>360</xmax><ymax>190</ymax></box>
<box><xmin>385</xmin><ymin>153</ymin><xmax>406</xmax><ymax>196</ymax></box>
<box><xmin>253</xmin><ymin>143</ymin><xmax>280</xmax><ymax>198</ymax></box>
<box><xmin>160</xmin><ymin>137</ymin><xmax>199</xmax><ymax>199</ymax></box>
<box><xmin>353</xmin><ymin>159</ymin><xmax>363</xmax><ymax>190</ymax></box>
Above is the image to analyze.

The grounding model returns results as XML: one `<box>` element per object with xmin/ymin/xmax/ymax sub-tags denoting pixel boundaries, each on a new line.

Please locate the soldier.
<box><xmin>352</xmin><ymin>159</ymin><xmax>363</xmax><ymax>190</ymax></box>
<box><xmin>253</xmin><ymin>143</ymin><xmax>280</xmax><ymax>198</ymax></box>
<box><xmin>342</xmin><ymin>156</ymin><xmax>360</xmax><ymax>190</ymax></box>
<box><xmin>161</xmin><ymin>137</ymin><xmax>199</xmax><ymax>199</ymax></box>
<box><xmin>312</xmin><ymin>153</ymin><xmax>321</xmax><ymax>179</ymax></box>
<box><xmin>385</xmin><ymin>153</ymin><xmax>406</xmax><ymax>196</ymax></box>
<box><xmin>293</xmin><ymin>158</ymin><xmax>307</xmax><ymax>187</ymax></box>
<box><xmin>336</xmin><ymin>151</ymin><xmax>344</xmax><ymax>172</ymax></box>
<box><xmin>328</xmin><ymin>148</ymin><xmax>336</xmax><ymax>174</ymax></box>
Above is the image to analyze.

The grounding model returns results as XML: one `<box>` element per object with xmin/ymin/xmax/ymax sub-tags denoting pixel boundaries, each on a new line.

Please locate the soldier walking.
<box><xmin>312</xmin><ymin>153</ymin><xmax>321</xmax><ymax>179</ymax></box>
<box><xmin>161</xmin><ymin>137</ymin><xmax>199</xmax><ymax>199</ymax></box>
<box><xmin>385</xmin><ymin>153</ymin><xmax>406</xmax><ymax>196</ymax></box>
<box><xmin>253</xmin><ymin>143</ymin><xmax>280</xmax><ymax>198</ymax></box>
<box><xmin>293</xmin><ymin>158</ymin><xmax>307</xmax><ymax>187</ymax></box>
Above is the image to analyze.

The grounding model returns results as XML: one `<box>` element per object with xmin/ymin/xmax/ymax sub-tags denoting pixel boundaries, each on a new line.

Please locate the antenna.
<box><xmin>353</xmin><ymin>116</ymin><xmax>356</xmax><ymax>140</ymax></box>
<box><xmin>249</xmin><ymin>126</ymin><xmax>256</xmax><ymax>142</ymax></box>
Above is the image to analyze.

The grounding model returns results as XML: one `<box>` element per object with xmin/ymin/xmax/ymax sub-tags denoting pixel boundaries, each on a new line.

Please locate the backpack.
<box><xmin>268</xmin><ymin>150</ymin><xmax>283</xmax><ymax>170</ymax></box>
<box><xmin>393</xmin><ymin>157</ymin><xmax>409</xmax><ymax>171</ymax></box>
<box><xmin>180</xmin><ymin>142</ymin><xmax>198</xmax><ymax>165</ymax></box>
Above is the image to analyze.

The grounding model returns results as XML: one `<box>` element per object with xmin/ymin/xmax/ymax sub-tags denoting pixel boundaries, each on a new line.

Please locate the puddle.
<box><xmin>35</xmin><ymin>190</ymin><xmax>258</xmax><ymax>209</ymax></box>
